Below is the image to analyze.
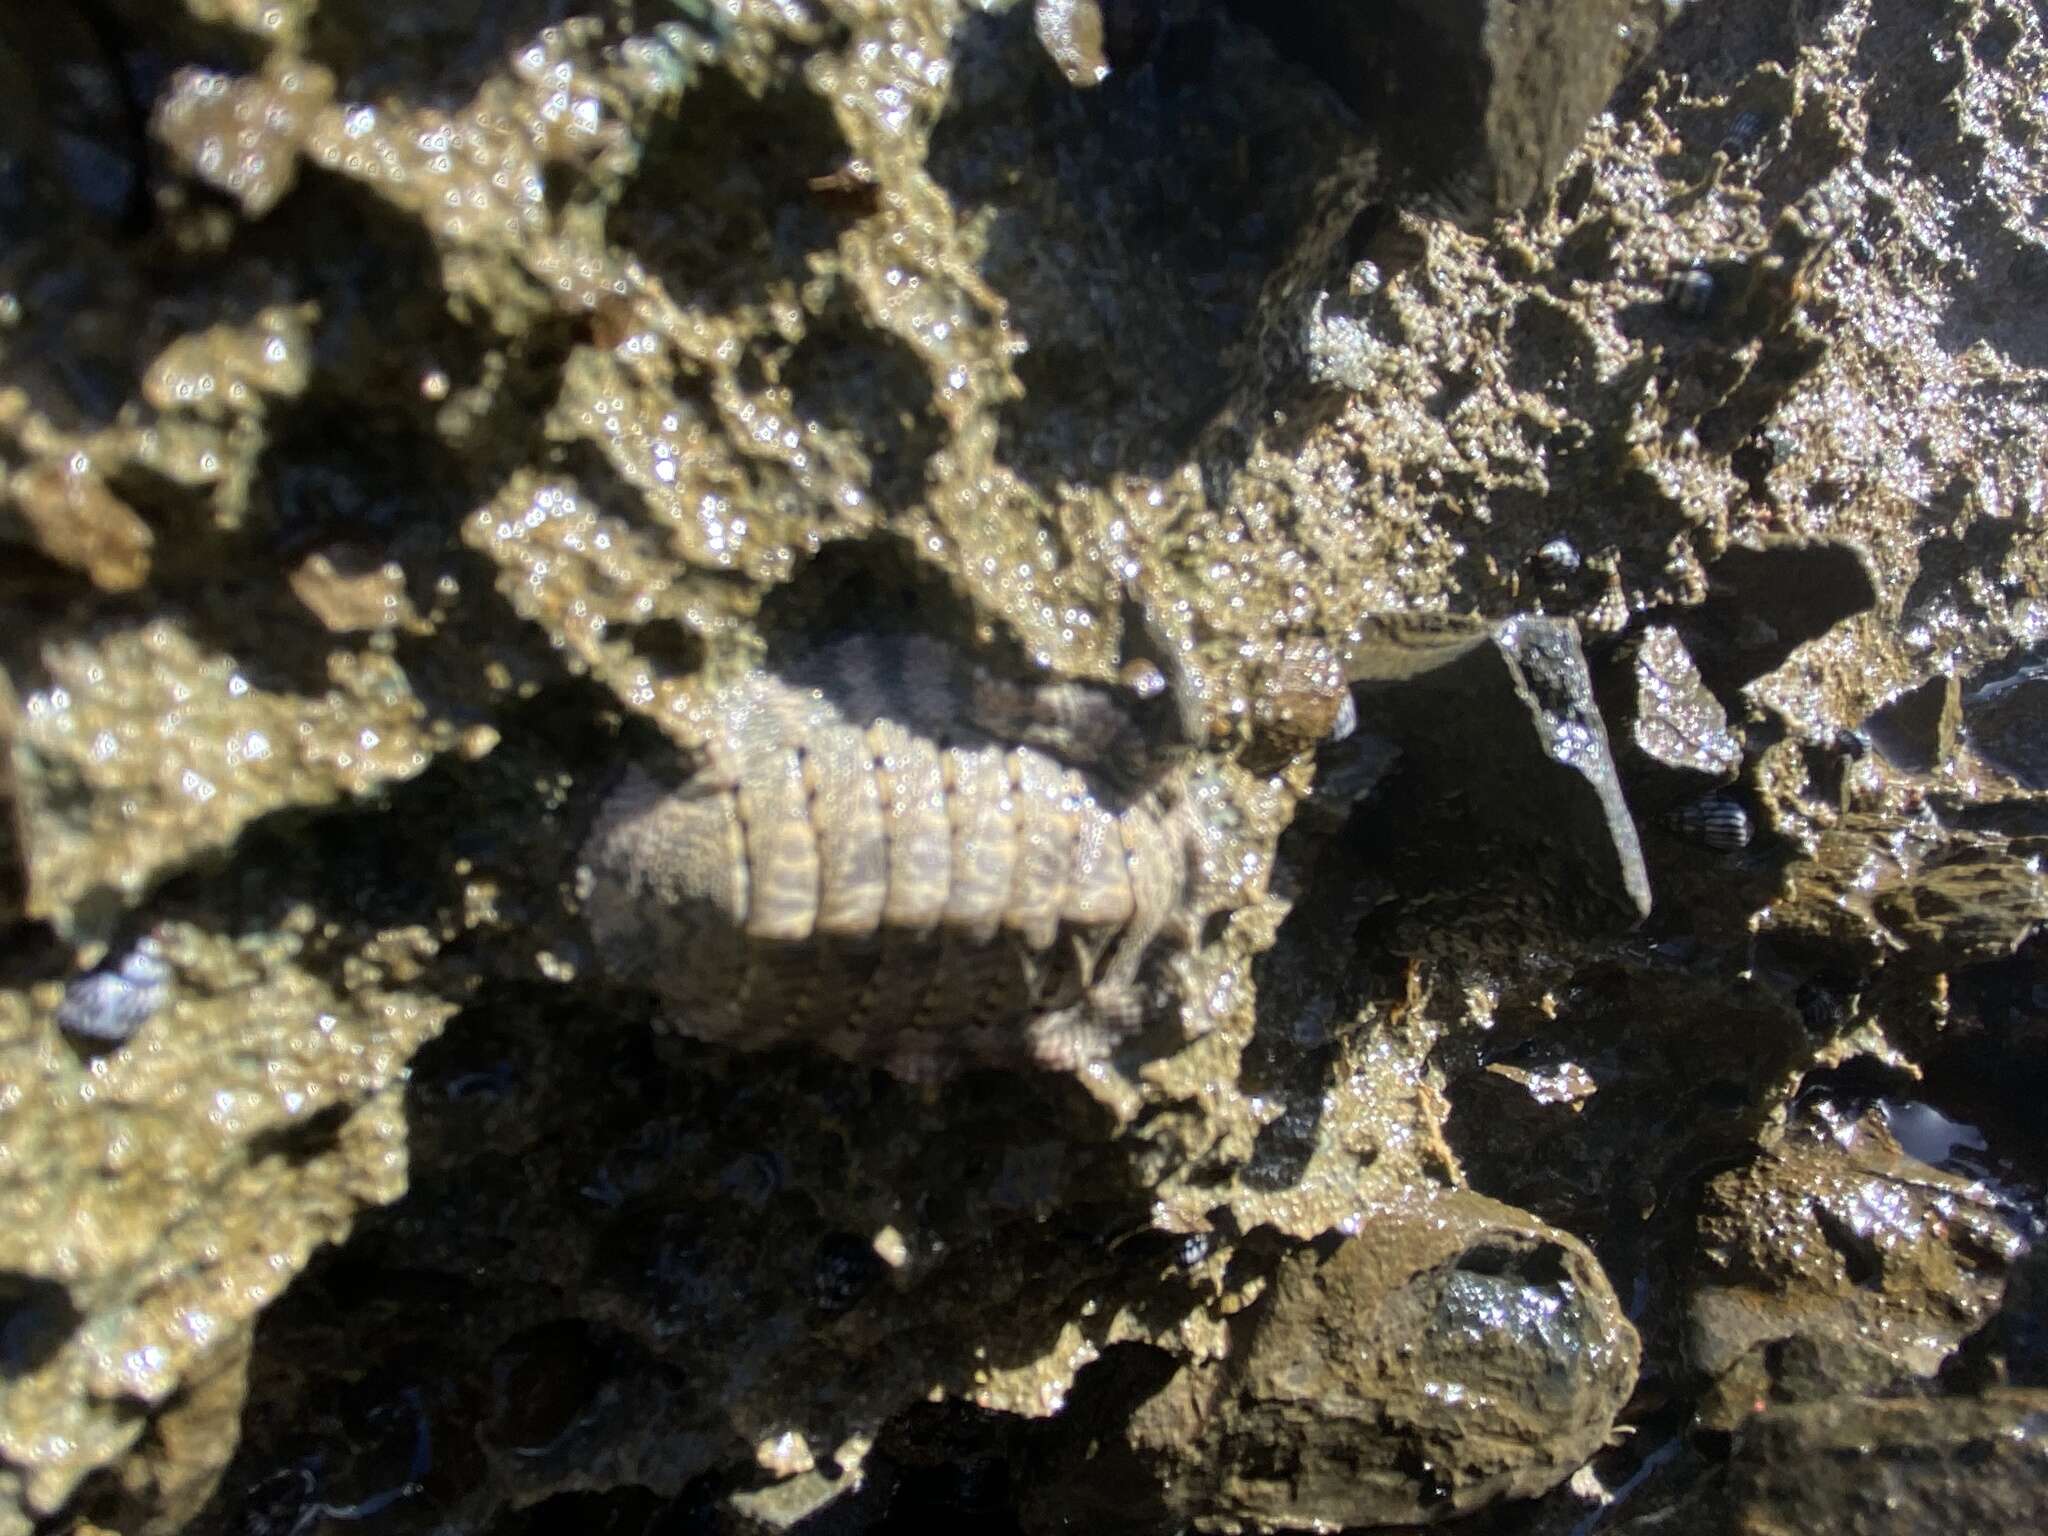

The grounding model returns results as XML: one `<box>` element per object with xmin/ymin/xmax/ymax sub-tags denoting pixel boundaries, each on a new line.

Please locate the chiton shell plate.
<box><xmin>578</xmin><ymin>634</ymin><xmax>1219</xmax><ymax>1079</ymax></box>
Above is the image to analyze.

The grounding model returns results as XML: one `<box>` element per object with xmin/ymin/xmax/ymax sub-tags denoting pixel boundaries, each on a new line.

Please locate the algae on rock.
<box><xmin>3</xmin><ymin>0</ymin><xmax>2048</xmax><ymax>1533</ymax></box>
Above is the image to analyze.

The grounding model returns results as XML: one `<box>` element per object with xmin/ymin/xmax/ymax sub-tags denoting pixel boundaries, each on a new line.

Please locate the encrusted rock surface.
<box><xmin>1</xmin><ymin>1</ymin><xmax>2046</xmax><ymax>1533</ymax></box>
<box><xmin>1035</xmin><ymin>1191</ymin><xmax>1641</xmax><ymax>1532</ymax></box>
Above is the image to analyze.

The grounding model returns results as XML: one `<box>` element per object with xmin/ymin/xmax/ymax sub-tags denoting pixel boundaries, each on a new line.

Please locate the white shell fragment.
<box><xmin>56</xmin><ymin>937</ymin><xmax>170</xmax><ymax>1045</ymax></box>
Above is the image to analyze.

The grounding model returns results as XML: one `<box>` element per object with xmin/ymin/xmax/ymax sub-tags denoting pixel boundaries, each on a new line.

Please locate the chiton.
<box><xmin>578</xmin><ymin>633</ymin><xmax>1226</xmax><ymax>1080</ymax></box>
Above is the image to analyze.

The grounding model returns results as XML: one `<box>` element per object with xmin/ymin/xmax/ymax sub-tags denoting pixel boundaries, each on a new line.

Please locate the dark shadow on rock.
<box><xmin>490</xmin><ymin>1486</ymin><xmax>678</xmax><ymax>1536</ymax></box>
<box><xmin>1900</xmin><ymin>522</ymin><xmax>2024</xmax><ymax>671</ymax></box>
<box><xmin>1671</xmin><ymin>538</ymin><xmax>1879</xmax><ymax>700</ymax></box>
<box><xmin>608</xmin><ymin>66</ymin><xmax>862</xmax><ymax>321</ymax></box>
<box><xmin>180</xmin><ymin>668</ymin><xmax>1219</xmax><ymax>1530</ymax></box>
<box><xmin>1230</xmin><ymin>0</ymin><xmax>1653</xmax><ymax>226</ymax></box>
<box><xmin>1010</xmin><ymin>1343</ymin><xmax>1182</xmax><ymax>1536</ymax></box>
<box><xmin>0</xmin><ymin>1272</ymin><xmax>82</xmax><ymax>1380</ymax></box>
<box><xmin>1346</xmin><ymin>615</ymin><xmax>1651</xmax><ymax>932</ymax></box>
<box><xmin>1849</xmin><ymin>0</ymin><xmax>2048</xmax><ymax>371</ymax></box>
<box><xmin>300</xmin><ymin>0</ymin><xmax>638</xmax><ymax>109</ymax></box>
<box><xmin>1241</xmin><ymin>616</ymin><xmax>1654</xmax><ymax>1199</ymax></box>
<box><xmin>190</xmin><ymin>976</ymin><xmax>1193</xmax><ymax>1531</ymax></box>
<box><xmin>6</xmin><ymin>169</ymin><xmax>510</xmax><ymax>708</ymax></box>
<box><xmin>0</xmin><ymin>2</ymin><xmax>161</xmax><ymax>239</ymax></box>
<box><xmin>779</xmin><ymin>292</ymin><xmax>946</xmax><ymax>517</ymax></box>
<box><xmin>927</xmin><ymin>1</ymin><xmax>1363</xmax><ymax>494</ymax></box>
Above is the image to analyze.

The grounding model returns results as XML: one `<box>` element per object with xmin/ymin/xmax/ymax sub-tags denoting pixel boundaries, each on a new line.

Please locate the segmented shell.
<box><xmin>1664</xmin><ymin>792</ymin><xmax>1753</xmax><ymax>852</ymax></box>
<box><xmin>1720</xmin><ymin>109</ymin><xmax>1770</xmax><ymax>157</ymax></box>
<box><xmin>578</xmin><ymin>635</ymin><xmax>1205</xmax><ymax>1079</ymax></box>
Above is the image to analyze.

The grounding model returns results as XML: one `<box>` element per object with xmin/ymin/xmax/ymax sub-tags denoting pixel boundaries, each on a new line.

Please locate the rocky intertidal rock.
<box><xmin>1037</xmin><ymin>1192</ymin><xmax>1641</xmax><ymax>1531</ymax></box>
<box><xmin>5</xmin><ymin>0</ymin><xmax>2048</xmax><ymax>1532</ymax></box>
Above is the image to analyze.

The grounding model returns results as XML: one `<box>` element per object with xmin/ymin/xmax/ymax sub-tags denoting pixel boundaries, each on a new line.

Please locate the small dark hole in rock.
<box><xmin>1394</xmin><ymin>1443</ymin><xmax>1456</xmax><ymax>1507</ymax></box>
<box><xmin>1</xmin><ymin>1273</ymin><xmax>81</xmax><ymax>1376</ymax></box>
<box><xmin>1813</xmin><ymin>1205</ymin><xmax>1885</xmax><ymax>1289</ymax></box>
<box><xmin>758</xmin><ymin>535</ymin><xmax>1009</xmax><ymax>665</ymax></box>
<box><xmin>1453</xmin><ymin>1243</ymin><xmax>1516</xmax><ymax>1277</ymax></box>
<box><xmin>615</xmin><ymin>618</ymin><xmax>706</xmax><ymax>683</ymax></box>
<box><xmin>247</xmin><ymin>1104</ymin><xmax>352</xmax><ymax>1169</ymax></box>
<box><xmin>1342</xmin><ymin>201</ymin><xmax>1391</xmax><ymax>267</ymax></box>
<box><xmin>0</xmin><ymin>920</ymin><xmax>66</xmax><ymax>988</ymax></box>
<box><xmin>1455</xmin><ymin>1241</ymin><xmax>1570</xmax><ymax>1287</ymax></box>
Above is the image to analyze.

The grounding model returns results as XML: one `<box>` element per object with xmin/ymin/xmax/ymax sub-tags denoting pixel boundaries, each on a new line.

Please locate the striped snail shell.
<box><xmin>1663</xmin><ymin>793</ymin><xmax>1753</xmax><ymax>852</ymax></box>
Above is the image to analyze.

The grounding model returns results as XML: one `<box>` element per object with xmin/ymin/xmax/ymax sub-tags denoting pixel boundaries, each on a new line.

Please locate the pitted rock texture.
<box><xmin>1172</xmin><ymin>1195</ymin><xmax>1641</xmax><ymax>1528</ymax></box>
<box><xmin>5</xmin><ymin>1</ymin><xmax>2048</xmax><ymax>1534</ymax></box>
<box><xmin>1033</xmin><ymin>1192</ymin><xmax>1642</xmax><ymax>1532</ymax></box>
<box><xmin>580</xmin><ymin>633</ymin><xmax>1227</xmax><ymax>1078</ymax></box>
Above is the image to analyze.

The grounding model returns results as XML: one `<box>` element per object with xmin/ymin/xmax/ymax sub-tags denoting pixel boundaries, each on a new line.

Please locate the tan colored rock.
<box><xmin>1061</xmin><ymin>1194</ymin><xmax>1640</xmax><ymax>1531</ymax></box>
<box><xmin>1688</xmin><ymin>1117</ymin><xmax>2021</xmax><ymax>1426</ymax></box>
<box><xmin>153</xmin><ymin>57</ymin><xmax>335</xmax><ymax>218</ymax></box>
<box><xmin>6</xmin><ymin>461</ymin><xmax>152</xmax><ymax>593</ymax></box>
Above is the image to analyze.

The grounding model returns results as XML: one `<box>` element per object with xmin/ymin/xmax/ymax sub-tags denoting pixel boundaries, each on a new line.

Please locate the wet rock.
<box><xmin>0</xmin><ymin>672</ymin><xmax>24</xmax><ymax>927</ymax></box>
<box><xmin>1608</xmin><ymin>625</ymin><xmax>1743</xmax><ymax>814</ymax></box>
<box><xmin>1676</xmin><ymin>538</ymin><xmax>1881</xmax><ymax>699</ymax></box>
<box><xmin>1231</xmin><ymin>0</ymin><xmax>1652</xmax><ymax>221</ymax></box>
<box><xmin>3</xmin><ymin>621</ymin><xmax>456</xmax><ymax>924</ymax></box>
<box><xmin>2004</xmin><ymin>1243</ymin><xmax>2048</xmax><ymax>1388</ymax></box>
<box><xmin>285</xmin><ymin>550</ymin><xmax>425</xmax><ymax>636</ymax></box>
<box><xmin>1032</xmin><ymin>1</ymin><xmax>1109</xmax><ymax>88</ymax></box>
<box><xmin>1965</xmin><ymin>657</ymin><xmax>2048</xmax><ymax>789</ymax></box>
<box><xmin>2</xmin><ymin>0</ymin><xmax>2048</xmax><ymax>1531</ymax></box>
<box><xmin>1721</xmin><ymin>1389</ymin><xmax>2048</xmax><ymax>1535</ymax></box>
<box><xmin>1241</xmin><ymin>633</ymin><xmax>1354</xmax><ymax>773</ymax></box>
<box><xmin>1444</xmin><ymin>967</ymin><xmax>1811</xmax><ymax>1243</ymax></box>
<box><xmin>70</xmin><ymin>1334</ymin><xmax>254</xmax><ymax>1536</ymax></box>
<box><xmin>1</xmin><ymin>908</ymin><xmax>454</xmax><ymax>1536</ymax></box>
<box><xmin>153</xmin><ymin>55</ymin><xmax>336</xmax><ymax>218</ymax></box>
<box><xmin>1065</xmin><ymin>1194</ymin><xmax>1638</xmax><ymax>1531</ymax></box>
<box><xmin>1344</xmin><ymin>613</ymin><xmax>1651</xmax><ymax>932</ymax></box>
<box><xmin>1765</xmin><ymin>817</ymin><xmax>2048</xmax><ymax>971</ymax></box>
<box><xmin>1687</xmin><ymin>1113</ymin><xmax>2021</xmax><ymax>1426</ymax></box>
<box><xmin>1872</xmin><ymin>842</ymin><xmax>2048</xmax><ymax>966</ymax></box>
<box><xmin>1862</xmin><ymin>672</ymin><xmax>1961</xmax><ymax>775</ymax></box>
<box><xmin>1947</xmin><ymin>1239</ymin><xmax>2048</xmax><ymax>1393</ymax></box>
<box><xmin>2</xmin><ymin>459</ymin><xmax>153</xmax><ymax>593</ymax></box>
